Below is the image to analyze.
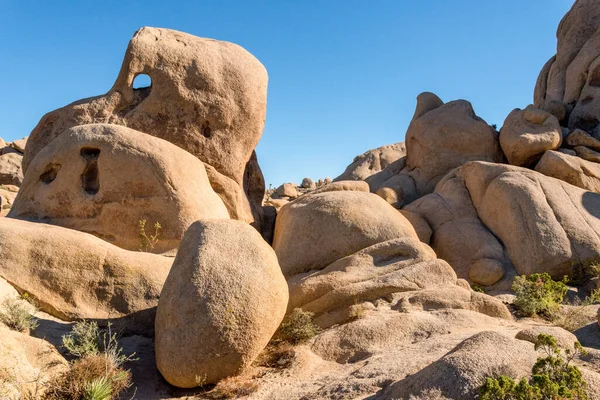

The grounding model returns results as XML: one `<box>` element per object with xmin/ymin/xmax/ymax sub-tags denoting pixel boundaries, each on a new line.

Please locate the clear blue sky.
<box><xmin>0</xmin><ymin>1</ymin><xmax>573</xmax><ymax>186</ymax></box>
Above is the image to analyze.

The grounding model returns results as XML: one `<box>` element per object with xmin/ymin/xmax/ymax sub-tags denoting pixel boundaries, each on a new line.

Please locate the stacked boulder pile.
<box><xmin>0</xmin><ymin>1</ymin><xmax>600</xmax><ymax>399</ymax></box>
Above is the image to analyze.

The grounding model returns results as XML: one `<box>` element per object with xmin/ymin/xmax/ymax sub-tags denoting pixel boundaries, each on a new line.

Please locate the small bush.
<box><xmin>479</xmin><ymin>334</ymin><xmax>588</xmax><ymax>400</ymax></box>
<box><xmin>471</xmin><ymin>284</ymin><xmax>485</xmax><ymax>293</ymax></box>
<box><xmin>83</xmin><ymin>377</ymin><xmax>112</xmax><ymax>400</ymax></box>
<box><xmin>138</xmin><ymin>219</ymin><xmax>161</xmax><ymax>252</ymax></box>
<box><xmin>62</xmin><ymin>320</ymin><xmax>101</xmax><ymax>358</ymax></box>
<box><xmin>278</xmin><ymin>308</ymin><xmax>320</xmax><ymax>345</ymax></box>
<box><xmin>0</xmin><ymin>296</ymin><xmax>39</xmax><ymax>332</ymax></box>
<box><xmin>512</xmin><ymin>273</ymin><xmax>568</xmax><ymax>317</ymax></box>
<box><xmin>44</xmin><ymin>354</ymin><xmax>132</xmax><ymax>400</ymax></box>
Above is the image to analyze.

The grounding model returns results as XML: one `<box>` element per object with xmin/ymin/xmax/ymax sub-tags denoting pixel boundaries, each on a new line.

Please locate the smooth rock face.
<box><xmin>536</xmin><ymin>150</ymin><xmax>600</xmax><ymax>192</ymax></box>
<box><xmin>22</xmin><ymin>27</ymin><xmax>267</xmax><ymax>226</ymax></box>
<box><xmin>383</xmin><ymin>331</ymin><xmax>538</xmax><ymax>399</ymax></box>
<box><xmin>565</xmin><ymin>129</ymin><xmax>600</xmax><ymax>150</ymax></box>
<box><xmin>273</xmin><ymin>190</ymin><xmax>420</xmax><ymax>277</ymax></box>
<box><xmin>499</xmin><ymin>105</ymin><xmax>562</xmax><ymax>166</ymax></box>
<box><xmin>462</xmin><ymin>161</ymin><xmax>600</xmax><ymax>278</ymax></box>
<box><xmin>9</xmin><ymin>124</ymin><xmax>229</xmax><ymax>253</ymax></box>
<box><xmin>0</xmin><ymin>152</ymin><xmax>23</xmax><ymax>186</ymax></box>
<box><xmin>335</xmin><ymin>142</ymin><xmax>406</xmax><ymax>181</ymax></box>
<box><xmin>403</xmin><ymin>169</ymin><xmax>510</xmax><ymax>286</ymax></box>
<box><xmin>0</xmin><ymin>324</ymin><xmax>68</xmax><ymax>398</ymax></box>
<box><xmin>535</xmin><ymin>0</ymin><xmax>600</xmax><ymax>135</ymax></box>
<box><xmin>404</xmin><ymin>93</ymin><xmax>504</xmax><ymax>196</ymax></box>
<box><xmin>287</xmin><ymin>238</ymin><xmax>453</xmax><ymax>316</ymax></box>
<box><xmin>155</xmin><ymin>220</ymin><xmax>288</xmax><ymax>388</ymax></box>
<box><xmin>275</xmin><ymin>182</ymin><xmax>298</xmax><ymax>198</ymax></box>
<box><xmin>0</xmin><ymin>218</ymin><xmax>172</xmax><ymax>324</ymax></box>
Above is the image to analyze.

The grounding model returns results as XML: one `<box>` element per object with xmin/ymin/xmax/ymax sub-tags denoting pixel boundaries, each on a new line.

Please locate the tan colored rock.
<box><xmin>265</xmin><ymin>198</ymin><xmax>289</xmax><ymax>211</ymax></box>
<box><xmin>404</xmin><ymin>92</ymin><xmax>504</xmax><ymax>196</ymax></box>
<box><xmin>301</xmin><ymin>177</ymin><xmax>316</xmax><ymax>189</ymax></box>
<box><xmin>287</xmin><ymin>238</ymin><xmax>454</xmax><ymax>321</ymax></box>
<box><xmin>273</xmin><ymin>190</ymin><xmax>419</xmax><ymax>277</ymax></box>
<box><xmin>9</xmin><ymin>124</ymin><xmax>229</xmax><ymax>253</ymax></box>
<box><xmin>399</xmin><ymin>209</ymin><xmax>432</xmax><ymax>244</ymax></box>
<box><xmin>462</xmin><ymin>161</ymin><xmax>600</xmax><ymax>278</ymax></box>
<box><xmin>468</xmin><ymin>259</ymin><xmax>506</xmax><ymax>286</ymax></box>
<box><xmin>0</xmin><ymin>325</ymin><xmax>68</xmax><ymax>398</ymax></box>
<box><xmin>558</xmin><ymin>147</ymin><xmax>577</xmax><ymax>156</ymax></box>
<box><xmin>10</xmin><ymin>137</ymin><xmax>27</xmax><ymax>153</ymax></box>
<box><xmin>383</xmin><ymin>332</ymin><xmax>538</xmax><ymax>399</ymax></box>
<box><xmin>374</xmin><ymin>186</ymin><xmax>401</xmax><ymax>208</ymax></box>
<box><xmin>515</xmin><ymin>326</ymin><xmax>577</xmax><ymax>349</ymax></box>
<box><xmin>535</xmin><ymin>0</ymin><xmax>600</xmax><ymax>109</ymax></box>
<box><xmin>499</xmin><ymin>105</ymin><xmax>562</xmax><ymax>166</ymax></box>
<box><xmin>275</xmin><ymin>183</ymin><xmax>298</xmax><ymax>198</ymax></box>
<box><xmin>0</xmin><ymin>152</ymin><xmax>23</xmax><ymax>186</ymax></box>
<box><xmin>0</xmin><ymin>218</ymin><xmax>172</xmax><ymax>326</ymax></box>
<box><xmin>565</xmin><ymin>129</ymin><xmax>600</xmax><ymax>150</ymax></box>
<box><xmin>23</xmin><ymin>27</ymin><xmax>267</xmax><ymax>227</ymax></box>
<box><xmin>155</xmin><ymin>220</ymin><xmax>288</xmax><ymax>387</ymax></box>
<box><xmin>309</xmin><ymin>180</ymin><xmax>369</xmax><ymax>195</ymax></box>
<box><xmin>396</xmin><ymin>286</ymin><xmax>512</xmax><ymax>320</ymax></box>
<box><xmin>0</xmin><ymin>137</ymin><xmax>5</xmax><ymax>149</ymax></box>
<box><xmin>536</xmin><ymin>150</ymin><xmax>600</xmax><ymax>192</ymax></box>
<box><xmin>574</xmin><ymin>145</ymin><xmax>600</xmax><ymax>162</ymax></box>
<box><xmin>335</xmin><ymin>142</ymin><xmax>406</xmax><ymax>181</ymax></box>
<box><xmin>403</xmin><ymin>169</ymin><xmax>510</xmax><ymax>286</ymax></box>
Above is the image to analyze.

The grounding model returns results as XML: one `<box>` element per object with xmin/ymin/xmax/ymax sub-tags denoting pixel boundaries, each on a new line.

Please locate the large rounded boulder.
<box><xmin>155</xmin><ymin>219</ymin><xmax>288</xmax><ymax>388</ymax></box>
<box><xmin>272</xmin><ymin>190</ymin><xmax>420</xmax><ymax>277</ymax></box>
<box><xmin>9</xmin><ymin>124</ymin><xmax>229</xmax><ymax>253</ymax></box>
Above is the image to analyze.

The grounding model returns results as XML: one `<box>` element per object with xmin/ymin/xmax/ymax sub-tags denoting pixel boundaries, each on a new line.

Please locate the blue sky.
<box><xmin>0</xmin><ymin>1</ymin><xmax>573</xmax><ymax>186</ymax></box>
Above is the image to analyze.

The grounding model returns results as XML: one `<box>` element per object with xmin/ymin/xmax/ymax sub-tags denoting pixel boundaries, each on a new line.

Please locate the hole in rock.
<box><xmin>132</xmin><ymin>74</ymin><xmax>152</xmax><ymax>89</ymax></box>
<box><xmin>202</xmin><ymin>121</ymin><xmax>212</xmax><ymax>138</ymax></box>
<box><xmin>39</xmin><ymin>163</ymin><xmax>61</xmax><ymax>184</ymax></box>
<box><xmin>80</xmin><ymin>148</ymin><xmax>100</xmax><ymax>195</ymax></box>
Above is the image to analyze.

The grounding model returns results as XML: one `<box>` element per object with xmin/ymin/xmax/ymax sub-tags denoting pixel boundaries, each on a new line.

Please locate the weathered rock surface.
<box><xmin>273</xmin><ymin>190</ymin><xmax>419</xmax><ymax>277</ymax></box>
<box><xmin>565</xmin><ymin>129</ymin><xmax>600</xmax><ymax>150</ymax></box>
<box><xmin>0</xmin><ymin>324</ymin><xmax>68</xmax><ymax>398</ymax></box>
<box><xmin>0</xmin><ymin>218</ymin><xmax>172</xmax><ymax>325</ymax></box>
<box><xmin>22</xmin><ymin>27</ymin><xmax>267</xmax><ymax>227</ymax></box>
<box><xmin>155</xmin><ymin>220</ymin><xmax>288</xmax><ymax>387</ymax></box>
<box><xmin>382</xmin><ymin>331</ymin><xmax>538</xmax><ymax>399</ymax></box>
<box><xmin>574</xmin><ymin>145</ymin><xmax>600</xmax><ymax>162</ymax></box>
<box><xmin>403</xmin><ymin>168</ymin><xmax>511</xmax><ymax>286</ymax></box>
<box><xmin>9</xmin><ymin>124</ymin><xmax>229</xmax><ymax>253</ymax></box>
<box><xmin>288</xmin><ymin>237</ymin><xmax>511</xmax><ymax>327</ymax></box>
<box><xmin>462</xmin><ymin>161</ymin><xmax>600</xmax><ymax>278</ymax></box>
<box><xmin>275</xmin><ymin>182</ymin><xmax>299</xmax><ymax>198</ymax></box>
<box><xmin>10</xmin><ymin>137</ymin><xmax>27</xmax><ymax>153</ymax></box>
<box><xmin>536</xmin><ymin>150</ymin><xmax>600</xmax><ymax>192</ymax></box>
<box><xmin>404</xmin><ymin>93</ymin><xmax>504</xmax><ymax>196</ymax></box>
<box><xmin>0</xmin><ymin>152</ymin><xmax>23</xmax><ymax>186</ymax></box>
<box><xmin>499</xmin><ymin>105</ymin><xmax>562</xmax><ymax>166</ymax></box>
<box><xmin>515</xmin><ymin>325</ymin><xmax>577</xmax><ymax>349</ymax></box>
<box><xmin>335</xmin><ymin>142</ymin><xmax>406</xmax><ymax>182</ymax></box>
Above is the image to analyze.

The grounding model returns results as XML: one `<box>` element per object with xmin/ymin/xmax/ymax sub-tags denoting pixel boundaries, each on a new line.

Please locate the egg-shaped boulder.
<box><xmin>155</xmin><ymin>219</ymin><xmax>288</xmax><ymax>387</ymax></box>
<box><xmin>272</xmin><ymin>190</ymin><xmax>419</xmax><ymax>277</ymax></box>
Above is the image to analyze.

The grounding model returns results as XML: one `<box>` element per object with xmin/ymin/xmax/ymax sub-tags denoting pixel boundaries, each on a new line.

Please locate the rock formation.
<box><xmin>8</xmin><ymin>124</ymin><xmax>229</xmax><ymax>253</ymax></box>
<box><xmin>155</xmin><ymin>220</ymin><xmax>288</xmax><ymax>387</ymax></box>
<box><xmin>22</xmin><ymin>27</ymin><xmax>268</xmax><ymax>228</ymax></box>
<box><xmin>2</xmin><ymin>1</ymin><xmax>600</xmax><ymax>398</ymax></box>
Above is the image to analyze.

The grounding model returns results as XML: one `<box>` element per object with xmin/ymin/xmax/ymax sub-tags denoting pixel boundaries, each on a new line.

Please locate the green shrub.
<box><xmin>83</xmin><ymin>377</ymin><xmax>112</xmax><ymax>400</ymax></box>
<box><xmin>471</xmin><ymin>284</ymin><xmax>485</xmax><ymax>293</ymax></box>
<box><xmin>62</xmin><ymin>320</ymin><xmax>101</xmax><ymax>358</ymax></box>
<box><xmin>480</xmin><ymin>334</ymin><xmax>588</xmax><ymax>400</ymax></box>
<box><xmin>278</xmin><ymin>308</ymin><xmax>320</xmax><ymax>344</ymax></box>
<box><xmin>0</xmin><ymin>296</ymin><xmax>39</xmax><ymax>332</ymax></box>
<box><xmin>512</xmin><ymin>273</ymin><xmax>568</xmax><ymax>317</ymax></box>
